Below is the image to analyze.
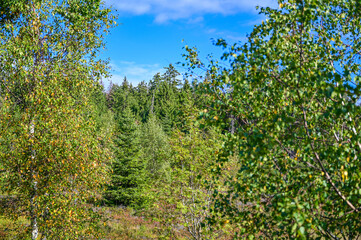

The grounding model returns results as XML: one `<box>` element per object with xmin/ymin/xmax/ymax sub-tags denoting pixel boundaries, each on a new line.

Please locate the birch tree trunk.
<box><xmin>29</xmin><ymin>121</ymin><xmax>39</xmax><ymax>240</ymax></box>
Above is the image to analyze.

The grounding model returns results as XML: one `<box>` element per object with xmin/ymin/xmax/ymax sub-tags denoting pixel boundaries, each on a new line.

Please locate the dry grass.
<box><xmin>100</xmin><ymin>206</ymin><xmax>160</xmax><ymax>240</ymax></box>
<box><xmin>0</xmin><ymin>207</ymin><xmax>160</xmax><ymax>240</ymax></box>
<box><xmin>0</xmin><ymin>216</ymin><xmax>29</xmax><ymax>240</ymax></box>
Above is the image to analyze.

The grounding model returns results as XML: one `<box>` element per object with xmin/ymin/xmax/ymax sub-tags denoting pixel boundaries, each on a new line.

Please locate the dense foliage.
<box><xmin>185</xmin><ymin>0</ymin><xmax>361</xmax><ymax>239</ymax></box>
<box><xmin>1</xmin><ymin>0</ymin><xmax>361</xmax><ymax>239</ymax></box>
<box><xmin>0</xmin><ymin>0</ymin><xmax>114</xmax><ymax>238</ymax></box>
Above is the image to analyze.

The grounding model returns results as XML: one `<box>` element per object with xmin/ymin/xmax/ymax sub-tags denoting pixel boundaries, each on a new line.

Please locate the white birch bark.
<box><xmin>30</xmin><ymin>121</ymin><xmax>39</xmax><ymax>240</ymax></box>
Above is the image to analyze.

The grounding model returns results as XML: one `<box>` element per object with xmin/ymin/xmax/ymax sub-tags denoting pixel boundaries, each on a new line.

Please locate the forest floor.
<box><xmin>99</xmin><ymin>206</ymin><xmax>162</xmax><ymax>239</ymax></box>
<box><xmin>0</xmin><ymin>205</ymin><xmax>163</xmax><ymax>240</ymax></box>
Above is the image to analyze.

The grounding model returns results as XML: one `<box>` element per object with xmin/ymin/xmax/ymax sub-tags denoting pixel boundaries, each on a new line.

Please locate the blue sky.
<box><xmin>102</xmin><ymin>0</ymin><xmax>277</xmax><ymax>86</ymax></box>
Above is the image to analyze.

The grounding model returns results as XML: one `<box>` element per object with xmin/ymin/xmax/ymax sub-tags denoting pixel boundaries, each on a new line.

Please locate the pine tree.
<box><xmin>150</xmin><ymin>65</ymin><xmax>182</xmax><ymax>133</ymax></box>
<box><xmin>105</xmin><ymin>107</ymin><xmax>147</xmax><ymax>207</ymax></box>
<box><xmin>135</xmin><ymin>81</ymin><xmax>150</xmax><ymax>122</ymax></box>
<box><xmin>176</xmin><ymin>79</ymin><xmax>195</xmax><ymax>132</ymax></box>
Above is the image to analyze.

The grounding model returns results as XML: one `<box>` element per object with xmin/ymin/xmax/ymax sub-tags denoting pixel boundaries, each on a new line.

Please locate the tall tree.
<box><xmin>186</xmin><ymin>0</ymin><xmax>361</xmax><ymax>239</ymax></box>
<box><xmin>106</xmin><ymin>78</ymin><xmax>138</xmax><ymax>119</ymax></box>
<box><xmin>134</xmin><ymin>80</ymin><xmax>150</xmax><ymax>122</ymax></box>
<box><xmin>140</xmin><ymin>114</ymin><xmax>170</xmax><ymax>179</ymax></box>
<box><xmin>105</xmin><ymin>107</ymin><xmax>147</xmax><ymax>208</ymax></box>
<box><xmin>0</xmin><ymin>0</ymin><xmax>114</xmax><ymax>238</ymax></box>
<box><xmin>176</xmin><ymin>79</ymin><xmax>195</xmax><ymax>132</ymax></box>
<box><xmin>150</xmin><ymin>65</ymin><xmax>181</xmax><ymax>133</ymax></box>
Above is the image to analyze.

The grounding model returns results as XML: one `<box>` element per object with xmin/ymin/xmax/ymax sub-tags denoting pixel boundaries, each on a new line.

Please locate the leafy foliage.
<box><xmin>0</xmin><ymin>0</ymin><xmax>115</xmax><ymax>238</ymax></box>
<box><xmin>140</xmin><ymin>114</ymin><xmax>171</xmax><ymax>179</ymax></box>
<box><xmin>152</xmin><ymin>120</ymin><xmax>224</xmax><ymax>239</ymax></box>
<box><xmin>3</xmin><ymin>0</ymin><xmax>360</xmax><ymax>239</ymax></box>
<box><xmin>185</xmin><ymin>0</ymin><xmax>361</xmax><ymax>239</ymax></box>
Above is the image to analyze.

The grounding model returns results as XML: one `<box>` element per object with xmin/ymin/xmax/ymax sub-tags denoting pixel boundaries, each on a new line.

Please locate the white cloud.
<box><xmin>203</xmin><ymin>27</ymin><xmax>248</xmax><ymax>43</ymax></box>
<box><xmin>104</xmin><ymin>61</ymin><xmax>164</xmax><ymax>86</ymax></box>
<box><xmin>225</xmin><ymin>34</ymin><xmax>248</xmax><ymax>42</ymax></box>
<box><xmin>105</xmin><ymin>0</ymin><xmax>277</xmax><ymax>23</ymax></box>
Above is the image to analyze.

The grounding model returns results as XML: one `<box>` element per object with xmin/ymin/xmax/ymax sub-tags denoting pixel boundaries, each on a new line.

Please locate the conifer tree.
<box><xmin>105</xmin><ymin>107</ymin><xmax>147</xmax><ymax>207</ymax></box>
<box><xmin>150</xmin><ymin>65</ymin><xmax>181</xmax><ymax>133</ymax></box>
<box><xmin>135</xmin><ymin>81</ymin><xmax>150</xmax><ymax>122</ymax></box>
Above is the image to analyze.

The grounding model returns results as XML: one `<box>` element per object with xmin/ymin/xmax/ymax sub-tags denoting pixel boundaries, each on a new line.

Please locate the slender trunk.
<box><xmin>30</xmin><ymin>5</ymin><xmax>41</xmax><ymax>238</ymax></box>
<box><xmin>230</xmin><ymin>115</ymin><xmax>235</xmax><ymax>134</ymax></box>
<box><xmin>30</xmin><ymin>121</ymin><xmax>39</xmax><ymax>240</ymax></box>
<box><xmin>31</xmin><ymin>181</ymin><xmax>38</xmax><ymax>240</ymax></box>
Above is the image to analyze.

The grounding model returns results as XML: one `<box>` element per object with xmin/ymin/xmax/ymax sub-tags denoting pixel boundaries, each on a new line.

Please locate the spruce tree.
<box><xmin>135</xmin><ymin>81</ymin><xmax>150</xmax><ymax>122</ymax></box>
<box><xmin>105</xmin><ymin>107</ymin><xmax>147</xmax><ymax>207</ymax></box>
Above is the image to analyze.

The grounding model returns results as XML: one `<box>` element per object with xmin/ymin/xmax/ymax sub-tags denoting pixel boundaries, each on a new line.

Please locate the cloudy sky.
<box><xmin>102</xmin><ymin>0</ymin><xmax>277</xmax><ymax>86</ymax></box>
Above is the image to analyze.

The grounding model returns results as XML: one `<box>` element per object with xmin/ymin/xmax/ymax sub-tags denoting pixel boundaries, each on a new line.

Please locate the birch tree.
<box><xmin>0</xmin><ymin>0</ymin><xmax>114</xmax><ymax>238</ymax></box>
<box><xmin>186</xmin><ymin>0</ymin><xmax>361</xmax><ymax>238</ymax></box>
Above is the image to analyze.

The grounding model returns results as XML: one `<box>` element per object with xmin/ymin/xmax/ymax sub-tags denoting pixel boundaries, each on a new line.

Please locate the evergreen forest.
<box><xmin>1</xmin><ymin>0</ymin><xmax>361</xmax><ymax>239</ymax></box>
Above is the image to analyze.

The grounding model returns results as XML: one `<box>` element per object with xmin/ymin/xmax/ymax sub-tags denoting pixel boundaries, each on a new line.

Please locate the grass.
<box><xmin>0</xmin><ymin>216</ymin><xmax>29</xmax><ymax>240</ymax></box>
<box><xmin>0</xmin><ymin>205</ymin><xmax>161</xmax><ymax>240</ymax></box>
<box><xmin>0</xmin><ymin>192</ymin><xmax>228</xmax><ymax>239</ymax></box>
<box><xmin>100</xmin><ymin>206</ymin><xmax>160</xmax><ymax>239</ymax></box>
